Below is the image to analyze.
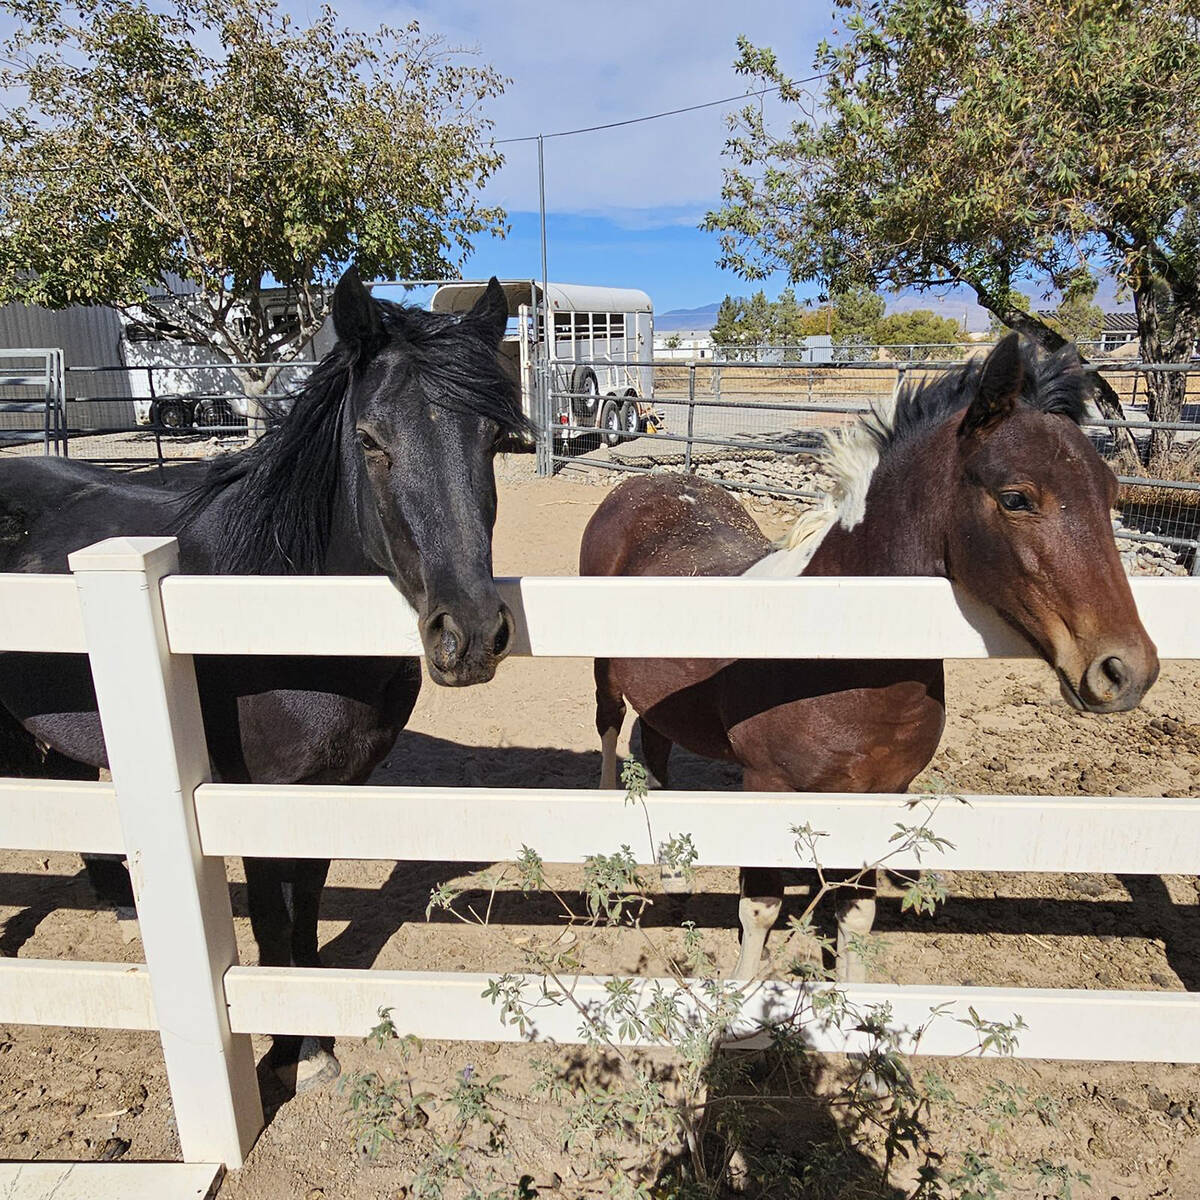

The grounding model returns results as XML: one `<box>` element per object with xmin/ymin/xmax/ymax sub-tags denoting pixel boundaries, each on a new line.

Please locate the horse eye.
<box><xmin>998</xmin><ymin>490</ymin><xmax>1033</xmax><ymax>512</ymax></box>
<box><xmin>357</xmin><ymin>430</ymin><xmax>381</xmax><ymax>452</ymax></box>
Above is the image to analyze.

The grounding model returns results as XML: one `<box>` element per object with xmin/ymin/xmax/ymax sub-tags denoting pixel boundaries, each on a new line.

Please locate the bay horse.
<box><xmin>0</xmin><ymin>269</ymin><xmax>526</xmax><ymax>1085</ymax></box>
<box><xmin>580</xmin><ymin>335</ymin><xmax>1159</xmax><ymax>980</ymax></box>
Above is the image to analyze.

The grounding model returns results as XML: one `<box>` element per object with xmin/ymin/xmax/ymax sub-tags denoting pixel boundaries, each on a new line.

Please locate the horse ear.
<box><xmin>960</xmin><ymin>332</ymin><xmax>1023</xmax><ymax>438</ymax></box>
<box><xmin>332</xmin><ymin>267</ymin><xmax>385</xmax><ymax>356</ymax></box>
<box><xmin>468</xmin><ymin>277</ymin><xmax>509</xmax><ymax>345</ymax></box>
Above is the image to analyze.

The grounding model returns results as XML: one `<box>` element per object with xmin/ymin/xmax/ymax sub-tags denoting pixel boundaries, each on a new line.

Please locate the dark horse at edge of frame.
<box><xmin>0</xmin><ymin>269</ymin><xmax>528</xmax><ymax>1087</ymax></box>
<box><xmin>580</xmin><ymin>334</ymin><xmax>1159</xmax><ymax>980</ymax></box>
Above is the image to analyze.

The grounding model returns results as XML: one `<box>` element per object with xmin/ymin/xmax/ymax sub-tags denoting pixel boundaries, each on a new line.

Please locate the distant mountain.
<box><xmin>658</xmin><ymin>283</ymin><xmax>1133</xmax><ymax>338</ymax></box>
<box><xmin>655</xmin><ymin>303</ymin><xmax>720</xmax><ymax>332</ymax></box>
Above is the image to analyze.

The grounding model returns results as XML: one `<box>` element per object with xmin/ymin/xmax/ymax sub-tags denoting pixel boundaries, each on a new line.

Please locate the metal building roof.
<box><xmin>430</xmin><ymin>280</ymin><xmax>652</xmax><ymax>317</ymax></box>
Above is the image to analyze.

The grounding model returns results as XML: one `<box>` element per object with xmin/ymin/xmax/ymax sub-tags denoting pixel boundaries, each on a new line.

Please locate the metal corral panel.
<box><xmin>0</xmin><ymin>302</ymin><xmax>135</xmax><ymax>430</ymax></box>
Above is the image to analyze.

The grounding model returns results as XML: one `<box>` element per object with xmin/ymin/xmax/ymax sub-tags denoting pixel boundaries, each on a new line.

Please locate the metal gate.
<box><xmin>0</xmin><ymin>348</ymin><xmax>65</xmax><ymax>454</ymax></box>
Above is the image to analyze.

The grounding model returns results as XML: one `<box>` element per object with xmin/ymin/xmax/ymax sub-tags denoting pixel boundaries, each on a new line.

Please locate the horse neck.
<box><xmin>195</xmin><ymin>413</ymin><xmax>374</xmax><ymax>577</ymax></box>
<box><xmin>804</xmin><ymin>422</ymin><xmax>956</xmax><ymax>578</ymax></box>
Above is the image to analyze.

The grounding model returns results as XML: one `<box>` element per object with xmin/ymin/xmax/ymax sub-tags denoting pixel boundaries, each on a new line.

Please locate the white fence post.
<box><xmin>69</xmin><ymin>536</ymin><xmax>262</xmax><ymax>1167</ymax></box>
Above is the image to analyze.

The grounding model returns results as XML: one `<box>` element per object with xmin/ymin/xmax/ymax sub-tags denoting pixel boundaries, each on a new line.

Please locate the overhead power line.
<box><xmin>493</xmin><ymin>70</ymin><xmax>829</xmax><ymax>145</ymax></box>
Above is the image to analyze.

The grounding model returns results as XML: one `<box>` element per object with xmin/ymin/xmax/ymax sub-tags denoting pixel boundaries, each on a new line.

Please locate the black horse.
<box><xmin>0</xmin><ymin>269</ymin><xmax>526</xmax><ymax>1085</ymax></box>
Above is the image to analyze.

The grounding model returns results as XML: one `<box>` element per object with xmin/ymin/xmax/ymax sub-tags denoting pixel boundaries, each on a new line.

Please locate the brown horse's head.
<box><xmin>944</xmin><ymin>335</ymin><xmax>1158</xmax><ymax>713</ymax></box>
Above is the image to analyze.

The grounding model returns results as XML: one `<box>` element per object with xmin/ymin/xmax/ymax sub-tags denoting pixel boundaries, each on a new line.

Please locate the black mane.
<box><xmin>175</xmin><ymin>301</ymin><xmax>527</xmax><ymax>575</ymax></box>
<box><xmin>863</xmin><ymin>340</ymin><xmax>1090</xmax><ymax>455</ymax></box>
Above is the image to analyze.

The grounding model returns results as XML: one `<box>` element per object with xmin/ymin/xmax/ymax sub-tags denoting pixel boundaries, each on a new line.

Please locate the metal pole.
<box><xmin>535</xmin><ymin>134</ymin><xmax>553</xmax><ymax>477</ymax></box>
<box><xmin>685</xmin><ymin>364</ymin><xmax>696</xmax><ymax>474</ymax></box>
<box><xmin>538</xmin><ymin>134</ymin><xmax>548</xmax><ymax>315</ymax></box>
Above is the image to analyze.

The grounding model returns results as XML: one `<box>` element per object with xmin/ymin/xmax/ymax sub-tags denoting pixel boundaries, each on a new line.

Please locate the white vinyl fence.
<box><xmin>2</xmin><ymin>537</ymin><xmax>1199</xmax><ymax>1180</ymax></box>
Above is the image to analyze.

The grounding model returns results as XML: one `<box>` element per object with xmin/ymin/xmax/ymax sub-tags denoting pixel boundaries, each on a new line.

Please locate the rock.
<box><xmin>1147</xmin><ymin>1086</ymin><xmax>1171</xmax><ymax>1113</ymax></box>
<box><xmin>97</xmin><ymin>1137</ymin><xmax>130</xmax><ymax>1162</ymax></box>
<box><xmin>1065</xmin><ymin>874</ymin><xmax>1107</xmax><ymax>898</ymax></box>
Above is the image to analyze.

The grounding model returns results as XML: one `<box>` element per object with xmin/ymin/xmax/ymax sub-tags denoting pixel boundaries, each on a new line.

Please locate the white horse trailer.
<box><xmin>429</xmin><ymin>281</ymin><xmax>656</xmax><ymax>447</ymax></box>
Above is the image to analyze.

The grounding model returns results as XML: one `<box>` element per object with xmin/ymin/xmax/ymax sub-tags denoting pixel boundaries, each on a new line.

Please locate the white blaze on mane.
<box><xmin>742</xmin><ymin>411</ymin><xmax>887</xmax><ymax>579</ymax></box>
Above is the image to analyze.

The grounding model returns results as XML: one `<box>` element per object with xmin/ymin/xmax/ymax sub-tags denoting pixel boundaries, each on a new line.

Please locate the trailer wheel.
<box><xmin>619</xmin><ymin>398</ymin><xmax>640</xmax><ymax>435</ymax></box>
<box><xmin>570</xmin><ymin>367</ymin><xmax>599</xmax><ymax>425</ymax></box>
<box><xmin>150</xmin><ymin>397</ymin><xmax>194</xmax><ymax>431</ymax></box>
<box><xmin>194</xmin><ymin>399</ymin><xmax>239</xmax><ymax>431</ymax></box>
<box><xmin>600</xmin><ymin>398</ymin><xmax>622</xmax><ymax>448</ymax></box>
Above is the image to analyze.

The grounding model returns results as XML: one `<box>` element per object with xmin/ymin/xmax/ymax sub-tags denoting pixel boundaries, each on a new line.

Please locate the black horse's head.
<box><xmin>332</xmin><ymin>269</ymin><xmax>524</xmax><ymax>686</ymax></box>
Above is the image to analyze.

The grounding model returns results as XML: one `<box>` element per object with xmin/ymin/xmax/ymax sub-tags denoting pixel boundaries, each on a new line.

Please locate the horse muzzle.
<box><xmin>1057</xmin><ymin>640</ymin><xmax>1160</xmax><ymax>714</ymax></box>
<box><xmin>420</xmin><ymin>603</ymin><xmax>515</xmax><ymax>686</ymax></box>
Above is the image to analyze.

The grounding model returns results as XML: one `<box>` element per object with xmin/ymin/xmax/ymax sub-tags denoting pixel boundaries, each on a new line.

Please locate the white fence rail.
<box><xmin>1</xmin><ymin>536</ymin><xmax>1198</xmax><ymax>1173</ymax></box>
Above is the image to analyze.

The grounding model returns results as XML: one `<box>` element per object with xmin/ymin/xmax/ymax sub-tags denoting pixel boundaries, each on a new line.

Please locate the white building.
<box><xmin>653</xmin><ymin>328</ymin><xmax>715</xmax><ymax>360</ymax></box>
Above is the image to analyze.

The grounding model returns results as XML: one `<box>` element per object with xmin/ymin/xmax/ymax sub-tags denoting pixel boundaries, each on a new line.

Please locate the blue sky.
<box><xmin>334</xmin><ymin>0</ymin><xmax>837</xmax><ymax>315</ymax></box>
<box><xmin>1</xmin><ymin>0</ymin><xmax>1128</xmax><ymax>324</ymax></box>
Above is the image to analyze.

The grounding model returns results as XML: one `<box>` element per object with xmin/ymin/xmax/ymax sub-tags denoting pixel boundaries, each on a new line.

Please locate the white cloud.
<box><xmin>334</xmin><ymin>0</ymin><xmax>829</xmax><ymax>215</ymax></box>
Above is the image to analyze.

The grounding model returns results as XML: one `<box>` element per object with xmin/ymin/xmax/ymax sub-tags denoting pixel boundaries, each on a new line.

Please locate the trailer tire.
<box><xmin>619</xmin><ymin>398</ymin><xmax>640</xmax><ymax>436</ymax></box>
<box><xmin>150</xmin><ymin>397</ymin><xmax>194</xmax><ymax>431</ymax></box>
<box><xmin>600</xmin><ymin>397</ymin><xmax>622</xmax><ymax>448</ymax></box>
<box><xmin>570</xmin><ymin>367</ymin><xmax>599</xmax><ymax>425</ymax></box>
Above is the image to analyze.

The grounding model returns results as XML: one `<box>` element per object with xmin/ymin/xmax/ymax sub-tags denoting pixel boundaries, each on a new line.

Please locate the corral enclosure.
<box><xmin>3</xmin><ymin>456</ymin><xmax>1200</xmax><ymax>1198</ymax></box>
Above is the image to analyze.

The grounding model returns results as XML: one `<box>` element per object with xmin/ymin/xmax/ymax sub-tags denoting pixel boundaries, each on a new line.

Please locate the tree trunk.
<box><xmin>968</xmin><ymin>282</ymin><xmax>1144</xmax><ymax>473</ymax></box>
<box><xmin>232</xmin><ymin>370</ymin><xmax>270</xmax><ymax>442</ymax></box>
<box><xmin>1134</xmin><ymin>283</ymin><xmax>1196</xmax><ymax>476</ymax></box>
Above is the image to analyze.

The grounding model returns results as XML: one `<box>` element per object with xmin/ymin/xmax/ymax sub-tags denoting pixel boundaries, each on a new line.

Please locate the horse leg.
<box><xmin>634</xmin><ymin>718</ymin><xmax>689</xmax><ymax>900</ymax></box>
<box><xmin>636</xmin><ymin>717</ymin><xmax>671</xmax><ymax>790</ymax></box>
<box><xmin>833</xmin><ymin>868</ymin><xmax>878</xmax><ymax>984</ymax></box>
<box><xmin>594</xmin><ymin>658</ymin><xmax>626</xmax><ymax>789</ymax></box>
<box><xmin>288</xmin><ymin>858</ymin><xmax>339</xmax><ymax>1091</ymax></box>
<box><xmin>245</xmin><ymin>858</ymin><xmax>308</xmax><ymax>1082</ymax></box>
<box><xmin>730</xmin><ymin>765</ymin><xmax>785</xmax><ymax>978</ymax></box>
<box><xmin>732</xmin><ymin>867</ymin><xmax>784</xmax><ymax>979</ymax></box>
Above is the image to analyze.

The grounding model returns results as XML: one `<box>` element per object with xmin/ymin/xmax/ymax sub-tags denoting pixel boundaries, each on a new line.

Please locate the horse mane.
<box><xmin>174</xmin><ymin>300</ymin><xmax>527</xmax><ymax>575</ymax></box>
<box><xmin>769</xmin><ymin>340</ymin><xmax>1092</xmax><ymax>566</ymax></box>
<box><xmin>860</xmin><ymin>340</ymin><xmax>1088</xmax><ymax>455</ymax></box>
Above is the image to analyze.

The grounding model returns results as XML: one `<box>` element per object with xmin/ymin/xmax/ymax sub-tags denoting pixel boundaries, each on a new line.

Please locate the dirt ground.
<box><xmin>3</xmin><ymin>454</ymin><xmax>1200</xmax><ymax>1198</ymax></box>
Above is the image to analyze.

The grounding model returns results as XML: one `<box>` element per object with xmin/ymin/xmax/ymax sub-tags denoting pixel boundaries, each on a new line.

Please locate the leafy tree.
<box><xmin>830</xmin><ymin>284</ymin><xmax>884</xmax><ymax>344</ymax></box>
<box><xmin>743</xmin><ymin>289</ymin><xmax>772</xmax><ymax>349</ymax></box>
<box><xmin>772</xmin><ymin>286</ymin><xmax>804</xmax><ymax>353</ymax></box>
<box><xmin>0</xmin><ymin>0</ymin><xmax>507</xmax><ymax>389</ymax></box>
<box><xmin>988</xmin><ymin>291</ymin><xmax>1031</xmax><ymax>337</ymax></box>
<box><xmin>795</xmin><ymin>304</ymin><xmax>834</xmax><ymax>337</ymax></box>
<box><xmin>1046</xmin><ymin>273</ymin><xmax>1104</xmax><ymax>346</ymax></box>
<box><xmin>710</xmin><ymin>294</ymin><xmax>747</xmax><ymax>359</ymax></box>
<box><xmin>874</xmin><ymin>309</ymin><xmax>964</xmax><ymax>349</ymax></box>
<box><xmin>705</xmin><ymin>1</ymin><xmax>1200</xmax><ymax>468</ymax></box>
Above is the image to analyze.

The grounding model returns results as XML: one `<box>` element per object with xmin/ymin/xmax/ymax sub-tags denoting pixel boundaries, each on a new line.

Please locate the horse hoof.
<box><xmin>275</xmin><ymin>1038</ymin><xmax>341</xmax><ymax>1094</ymax></box>
<box><xmin>296</xmin><ymin>1045</ymin><xmax>340</xmax><ymax>1094</ymax></box>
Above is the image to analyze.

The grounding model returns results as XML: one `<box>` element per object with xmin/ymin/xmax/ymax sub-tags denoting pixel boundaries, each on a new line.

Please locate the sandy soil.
<box><xmin>3</xmin><ymin>455</ymin><xmax>1200</xmax><ymax>1198</ymax></box>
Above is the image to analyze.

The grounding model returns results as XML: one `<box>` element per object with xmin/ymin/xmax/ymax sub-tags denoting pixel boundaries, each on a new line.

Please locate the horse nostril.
<box><xmin>493</xmin><ymin>607</ymin><xmax>515</xmax><ymax>659</ymax></box>
<box><xmin>1082</xmin><ymin>653</ymin><xmax>1133</xmax><ymax>706</ymax></box>
<box><xmin>1102</xmin><ymin>656</ymin><xmax>1130</xmax><ymax>691</ymax></box>
<box><xmin>426</xmin><ymin>612</ymin><xmax>464</xmax><ymax>670</ymax></box>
